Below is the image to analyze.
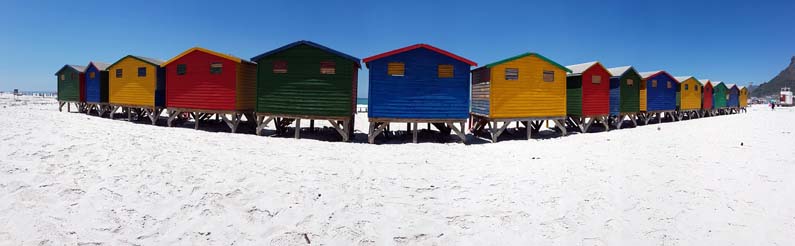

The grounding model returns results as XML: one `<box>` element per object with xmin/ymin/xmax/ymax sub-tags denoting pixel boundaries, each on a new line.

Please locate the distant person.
<box><xmin>770</xmin><ymin>101</ymin><xmax>776</xmax><ymax>110</ymax></box>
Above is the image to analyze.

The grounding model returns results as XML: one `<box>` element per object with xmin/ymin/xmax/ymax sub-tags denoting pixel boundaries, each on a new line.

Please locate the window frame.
<box><xmin>320</xmin><ymin>61</ymin><xmax>336</xmax><ymax>75</ymax></box>
<box><xmin>387</xmin><ymin>62</ymin><xmax>405</xmax><ymax>77</ymax></box>
<box><xmin>685</xmin><ymin>84</ymin><xmax>689</xmax><ymax>90</ymax></box>
<box><xmin>437</xmin><ymin>64</ymin><xmax>454</xmax><ymax>78</ymax></box>
<box><xmin>626</xmin><ymin>79</ymin><xmax>634</xmax><ymax>86</ymax></box>
<box><xmin>90</xmin><ymin>71</ymin><xmax>96</xmax><ymax>79</ymax></box>
<box><xmin>176</xmin><ymin>64</ymin><xmax>187</xmax><ymax>75</ymax></box>
<box><xmin>543</xmin><ymin>70</ymin><xmax>554</xmax><ymax>82</ymax></box>
<box><xmin>652</xmin><ymin>80</ymin><xmax>657</xmax><ymax>88</ymax></box>
<box><xmin>210</xmin><ymin>62</ymin><xmax>223</xmax><ymax>75</ymax></box>
<box><xmin>505</xmin><ymin>68</ymin><xmax>519</xmax><ymax>81</ymax></box>
<box><xmin>138</xmin><ymin>67</ymin><xmax>147</xmax><ymax>77</ymax></box>
<box><xmin>273</xmin><ymin>60</ymin><xmax>288</xmax><ymax>74</ymax></box>
<box><xmin>114</xmin><ymin>69</ymin><xmax>122</xmax><ymax>78</ymax></box>
<box><xmin>60</xmin><ymin>74</ymin><xmax>65</xmax><ymax>81</ymax></box>
<box><xmin>592</xmin><ymin>75</ymin><xmax>601</xmax><ymax>84</ymax></box>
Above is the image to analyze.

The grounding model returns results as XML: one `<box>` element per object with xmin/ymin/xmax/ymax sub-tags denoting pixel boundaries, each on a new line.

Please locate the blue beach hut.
<box><xmin>363</xmin><ymin>44</ymin><xmax>477</xmax><ymax>144</ymax></box>
<box><xmin>639</xmin><ymin>70</ymin><xmax>678</xmax><ymax>124</ymax></box>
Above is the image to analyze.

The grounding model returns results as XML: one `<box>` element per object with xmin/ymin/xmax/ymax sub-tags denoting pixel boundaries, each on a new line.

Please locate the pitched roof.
<box><xmin>606</xmin><ymin>66</ymin><xmax>636</xmax><ymax>77</ymax></box>
<box><xmin>711</xmin><ymin>81</ymin><xmax>724</xmax><ymax>86</ymax></box>
<box><xmin>725</xmin><ymin>83</ymin><xmax>737</xmax><ymax>89</ymax></box>
<box><xmin>54</xmin><ymin>64</ymin><xmax>86</xmax><ymax>75</ymax></box>
<box><xmin>482</xmin><ymin>52</ymin><xmax>570</xmax><ymax>72</ymax></box>
<box><xmin>161</xmin><ymin>47</ymin><xmax>253</xmax><ymax>67</ymax></box>
<box><xmin>88</xmin><ymin>61</ymin><xmax>111</xmax><ymax>71</ymax></box>
<box><xmin>107</xmin><ymin>55</ymin><xmax>165</xmax><ymax>69</ymax></box>
<box><xmin>363</xmin><ymin>44</ymin><xmax>477</xmax><ymax>67</ymax></box>
<box><xmin>674</xmin><ymin>76</ymin><xmax>703</xmax><ymax>85</ymax></box>
<box><xmin>565</xmin><ymin>61</ymin><xmax>604</xmax><ymax>75</ymax></box>
<box><xmin>639</xmin><ymin>70</ymin><xmax>676</xmax><ymax>81</ymax></box>
<box><xmin>250</xmin><ymin>40</ymin><xmax>360</xmax><ymax>67</ymax></box>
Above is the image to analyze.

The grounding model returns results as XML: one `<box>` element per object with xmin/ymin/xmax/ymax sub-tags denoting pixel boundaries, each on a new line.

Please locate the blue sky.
<box><xmin>1</xmin><ymin>0</ymin><xmax>793</xmax><ymax>97</ymax></box>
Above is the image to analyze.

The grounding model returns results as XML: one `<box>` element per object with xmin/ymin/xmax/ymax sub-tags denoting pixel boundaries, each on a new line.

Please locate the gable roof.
<box><xmin>711</xmin><ymin>81</ymin><xmax>725</xmax><ymax>87</ymax></box>
<box><xmin>725</xmin><ymin>83</ymin><xmax>737</xmax><ymax>90</ymax></box>
<box><xmin>250</xmin><ymin>40</ymin><xmax>360</xmax><ymax>68</ymax></box>
<box><xmin>87</xmin><ymin>61</ymin><xmax>111</xmax><ymax>71</ymax></box>
<box><xmin>606</xmin><ymin>66</ymin><xmax>637</xmax><ymax>77</ymax></box>
<box><xmin>565</xmin><ymin>61</ymin><xmax>606</xmax><ymax>75</ymax></box>
<box><xmin>55</xmin><ymin>64</ymin><xmax>86</xmax><ymax>75</ymax></box>
<box><xmin>482</xmin><ymin>52</ymin><xmax>570</xmax><ymax>72</ymax></box>
<box><xmin>107</xmin><ymin>55</ymin><xmax>165</xmax><ymax>69</ymax></box>
<box><xmin>363</xmin><ymin>44</ymin><xmax>477</xmax><ymax>67</ymax></box>
<box><xmin>161</xmin><ymin>47</ymin><xmax>253</xmax><ymax>67</ymax></box>
<box><xmin>639</xmin><ymin>70</ymin><xmax>677</xmax><ymax>82</ymax></box>
<box><xmin>673</xmin><ymin>76</ymin><xmax>703</xmax><ymax>85</ymax></box>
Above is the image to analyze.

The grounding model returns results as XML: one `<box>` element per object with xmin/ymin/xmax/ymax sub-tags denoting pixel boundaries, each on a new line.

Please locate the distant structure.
<box><xmin>781</xmin><ymin>87</ymin><xmax>794</xmax><ymax>106</ymax></box>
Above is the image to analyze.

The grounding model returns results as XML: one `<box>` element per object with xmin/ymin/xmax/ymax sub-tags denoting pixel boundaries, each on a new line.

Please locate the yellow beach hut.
<box><xmin>107</xmin><ymin>55</ymin><xmax>166</xmax><ymax>124</ymax></box>
<box><xmin>673</xmin><ymin>76</ymin><xmax>703</xmax><ymax>120</ymax></box>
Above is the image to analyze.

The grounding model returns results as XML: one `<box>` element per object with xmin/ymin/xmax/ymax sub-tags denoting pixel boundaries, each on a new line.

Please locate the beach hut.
<box><xmin>55</xmin><ymin>64</ymin><xmax>86</xmax><ymax>112</ymax></box>
<box><xmin>363</xmin><ymin>44</ymin><xmax>476</xmax><ymax>144</ymax></box>
<box><xmin>726</xmin><ymin>83</ymin><xmax>740</xmax><ymax>113</ymax></box>
<box><xmin>639</xmin><ymin>71</ymin><xmax>678</xmax><ymax>124</ymax></box>
<box><xmin>564</xmin><ymin>61</ymin><xmax>611</xmax><ymax>132</ymax></box>
<box><xmin>606</xmin><ymin>66</ymin><xmax>641</xmax><ymax>129</ymax></box>
<box><xmin>739</xmin><ymin>86</ymin><xmax>748</xmax><ymax>111</ymax></box>
<box><xmin>673</xmin><ymin>76</ymin><xmax>703</xmax><ymax>120</ymax></box>
<box><xmin>84</xmin><ymin>61</ymin><xmax>111</xmax><ymax>116</ymax></box>
<box><xmin>250</xmin><ymin>40</ymin><xmax>360</xmax><ymax>141</ymax></box>
<box><xmin>107</xmin><ymin>55</ymin><xmax>166</xmax><ymax>124</ymax></box>
<box><xmin>711</xmin><ymin>81</ymin><xmax>728</xmax><ymax>114</ymax></box>
<box><xmin>469</xmin><ymin>52</ymin><xmax>571</xmax><ymax>142</ymax></box>
<box><xmin>700</xmin><ymin>79</ymin><xmax>714</xmax><ymax>116</ymax></box>
<box><xmin>161</xmin><ymin>47</ymin><xmax>257</xmax><ymax>132</ymax></box>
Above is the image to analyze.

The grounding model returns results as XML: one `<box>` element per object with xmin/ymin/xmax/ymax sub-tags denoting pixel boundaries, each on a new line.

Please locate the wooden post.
<box><xmin>412</xmin><ymin>122</ymin><xmax>418</xmax><ymax>143</ymax></box>
<box><xmin>309</xmin><ymin>120</ymin><xmax>315</xmax><ymax>132</ymax></box>
<box><xmin>191</xmin><ymin>112</ymin><xmax>199</xmax><ymax>130</ymax></box>
<box><xmin>407</xmin><ymin>122</ymin><xmax>411</xmax><ymax>133</ymax></box>
<box><xmin>526</xmin><ymin>120</ymin><xmax>531</xmax><ymax>140</ymax></box>
<box><xmin>67</xmin><ymin>103</ymin><xmax>71</xmax><ymax>112</ymax></box>
<box><xmin>294</xmin><ymin>118</ymin><xmax>301</xmax><ymax>139</ymax></box>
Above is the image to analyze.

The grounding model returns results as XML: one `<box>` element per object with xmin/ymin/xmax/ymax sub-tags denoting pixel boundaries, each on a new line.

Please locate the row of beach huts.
<box><xmin>55</xmin><ymin>41</ymin><xmax>749</xmax><ymax>143</ymax></box>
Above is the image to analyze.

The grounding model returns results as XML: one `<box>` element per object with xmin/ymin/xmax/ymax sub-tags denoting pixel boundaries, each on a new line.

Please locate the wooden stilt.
<box><xmin>412</xmin><ymin>122</ymin><xmax>418</xmax><ymax>143</ymax></box>
<box><xmin>309</xmin><ymin>120</ymin><xmax>315</xmax><ymax>132</ymax></box>
<box><xmin>526</xmin><ymin>120</ymin><xmax>532</xmax><ymax>140</ymax></box>
<box><xmin>294</xmin><ymin>118</ymin><xmax>301</xmax><ymax>139</ymax></box>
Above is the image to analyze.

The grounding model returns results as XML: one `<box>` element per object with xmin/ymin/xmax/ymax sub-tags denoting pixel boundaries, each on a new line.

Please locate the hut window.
<box><xmin>695</xmin><ymin>85</ymin><xmax>699</xmax><ymax>92</ymax></box>
<box><xmin>320</xmin><ymin>61</ymin><xmax>336</xmax><ymax>74</ymax></box>
<box><xmin>543</xmin><ymin>70</ymin><xmax>554</xmax><ymax>82</ymax></box>
<box><xmin>438</xmin><ymin>64</ymin><xmax>454</xmax><ymax>78</ymax></box>
<box><xmin>138</xmin><ymin>67</ymin><xmax>146</xmax><ymax>77</ymax></box>
<box><xmin>626</xmin><ymin>79</ymin><xmax>634</xmax><ymax>86</ymax></box>
<box><xmin>592</xmin><ymin>75</ymin><xmax>601</xmax><ymax>84</ymax></box>
<box><xmin>651</xmin><ymin>80</ymin><xmax>657</xmax><ymax>88</ymax></box>
<box><xmin>388</xmin><ymin>62</ymin><xmax>405</xmax><ymax>76</ymax></box>
<box><xmin>273</xmin><ymin>61</ymin><xmax>287</xmax><ymax>74</ymax></box>
<box><xmin>505</xmin><ymin>68</ymin><xmax>518</xmax><ymax>80</ymax></box>
<box><xmin>90</xmin><ymin>72</ymin><xmax>96</xmax><ymax>79</ymax></box>
<box><xmin>177</xmin><ymin>64</ymin><xmax>186</xmax><ymax>75</ymax></box>
<box><xmin>685</xmin><ymin>84</ymin><xmax>689</xmax><ymax>90</ymax></box>
<box><xmin>667</xmin><ymin>81</ymin><xmax>672</xmax><ymax>88</ymax></box>
<box><xmin>210</xmin><ymin>63</ymin><xmax>223</xmax><ymax>74</ymax></box>
<box><xmin>114</xmin><ymin>69</ymin><xmax>121</xmax><ymax>78</ymax></box>
<box><xmin>60</xmin><ymin>74</ymin><xmax>65</xmax><ymax>81</ymax></box>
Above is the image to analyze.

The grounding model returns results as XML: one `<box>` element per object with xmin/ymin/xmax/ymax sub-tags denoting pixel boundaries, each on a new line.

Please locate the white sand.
<box><xmin>0</xmin><ymin>94</ymin><xmax>793</xmax><ymax>245</ymax></box>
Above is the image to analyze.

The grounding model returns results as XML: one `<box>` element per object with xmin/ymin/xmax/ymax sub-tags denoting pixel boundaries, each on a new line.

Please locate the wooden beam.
<box><xmin>412</xmin><ymin>122</ymin><xmax>418</xmax><ymax>143</ymax></box>
<box><xmin>448</xmin><ymin>122</ymin><xmax>467</xmax><ymax>144</ymax></box>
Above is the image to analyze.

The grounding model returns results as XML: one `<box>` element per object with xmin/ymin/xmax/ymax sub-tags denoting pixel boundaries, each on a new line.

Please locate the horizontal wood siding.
<box><xmin>702</xmin><ymin>83</ymin><xmax>713</xmax><ymax>109</ymax></box>
<box><xmin>580</xmin><ymin>66</ymin><xmax>610</xmax><ymax>116</ymax></box>
<box><xmin>254</xmin><ymin>44</ymin><xmax>356</xmax><ymax>117</ymax></box>
<box><xmin>368</xmin><ymin>47</ymin><xmax>470</xmax><ymax>119</ymax></box>
<box><xmin>712</xmin><ymin>84</ymin><xmax>727</xmax><ymax>108</ymax></box>
<box><xmin>165</xmin><ymin>50</ymin><xmax>238</xmax><ymax>110</ymax></box>
<box><xmin>566</xmin><ymin>75</ymin><xmax>583</xmax><ymax>116</ymax></box>
<box><xmin>108</xmin><ymin>57</ymin><xmax>157</xmax><ymax>107</ymax></box>
<box><xmin>489</xmin><ymin>55</ymin><xmax>567</xmax><ymax>118</ymax></box>
<box><xmin>646</xmin><ymin>74</ymin><xmax>677</xmax><ymax>111</ymax></box>
<box><xmin>56</xmin><ymin>69</ymin><xmax>82</xmax><ymax>101</ymax></box>
<box><xmin>679</xmin><ymin>78</ymin><xmax>701</xmax><ymax>110</ymax></box>
<box><xmin>471</xmin><ymin>81</ymin><xmax>490</xmax><ymax>115</ymax></box>
<box><xmin>236</xmin><ymin>62</ymin><xmax>257</xmax><ymax>110</ymax></box>
<box><xmin>739</xmin><ymin>88</ymin><xmax>748</xmax><ymax>107</ymax></box>
<box><xmin>620</xmin><ymin>72</ymin><xmax>640</xmax><ymax>113</ymax></box>
<box><xmin>727</xmin><ymin>87</ymin><xmax>739</xmax><ymax>107</ymax></box>
<box><xmin>640</xmin><ymin>80</ymin><xmax>647</xmax><ymax>112</ymax></box>
<box><xmin>609</xmin><ymin>77</ymin><xmax>620</xmax><ymax>116</ymax></box>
